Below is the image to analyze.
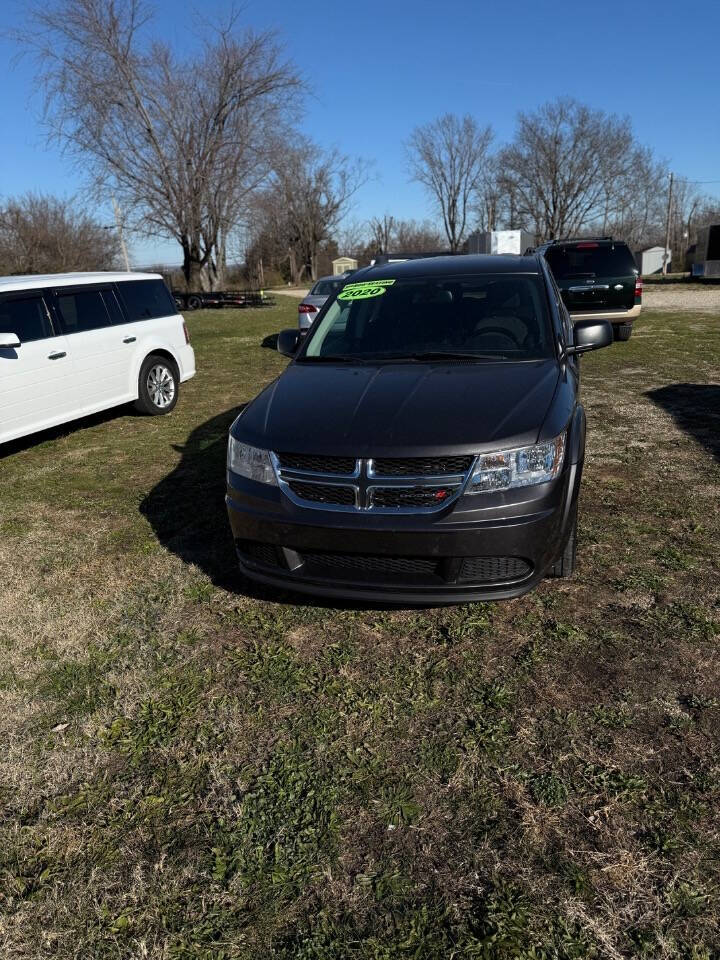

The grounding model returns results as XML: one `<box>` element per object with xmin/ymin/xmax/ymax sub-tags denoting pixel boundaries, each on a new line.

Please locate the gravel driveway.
<box><xmin>643</xmin><ymin>284</ymin><xmax>720</xmax><ymax>312</ymax></box>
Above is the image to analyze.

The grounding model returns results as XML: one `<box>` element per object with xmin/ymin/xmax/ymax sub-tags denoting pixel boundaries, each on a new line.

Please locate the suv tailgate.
<box><xmin>545</xmin><ymin>242</ymin><xmax>637</xmax><ymax>313</ymax></box>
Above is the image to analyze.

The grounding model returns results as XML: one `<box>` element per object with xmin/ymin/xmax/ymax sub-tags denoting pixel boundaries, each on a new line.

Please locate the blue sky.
<box><xmin>1</xmin><ymin>0</ymin><xmax>718</xmax><ymax>266</ymax></box>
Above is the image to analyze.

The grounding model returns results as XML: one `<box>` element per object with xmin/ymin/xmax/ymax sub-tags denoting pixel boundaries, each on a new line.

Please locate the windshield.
<box><xmin>301</xmin><ymin>274</ymin><xmax>554</xmax><ymax>362</ymax></box>
<box><xmin>311</xmin><ymin>279</ymin><xmax>344</xmax><ymax>297</ymax></box>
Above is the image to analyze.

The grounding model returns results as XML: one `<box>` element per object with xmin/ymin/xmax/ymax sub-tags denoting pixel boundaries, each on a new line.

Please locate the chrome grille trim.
<box><xmin>271</xmin><ymin>452</ymin><xmax>477</xmax><ymax>514</ymax></box>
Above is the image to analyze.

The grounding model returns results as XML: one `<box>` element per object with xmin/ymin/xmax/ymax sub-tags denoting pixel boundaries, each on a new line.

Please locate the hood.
<box><xmin>233</xmin><ymin>360</ymin><xmax>560</xmax><ymax>457</ymax></box>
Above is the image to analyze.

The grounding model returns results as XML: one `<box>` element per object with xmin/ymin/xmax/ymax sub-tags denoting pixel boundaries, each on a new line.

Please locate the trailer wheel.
<box><xmin>187</xmin><ymin>295</ymin><xmax>202</xmax><ymax>311</ymax></box>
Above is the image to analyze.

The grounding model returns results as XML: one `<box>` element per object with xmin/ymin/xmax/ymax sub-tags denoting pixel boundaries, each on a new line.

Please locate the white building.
<box><xmin>635</xmin><ymin>246</ymin><xmax>671</xmax><ymax>275</ymax></box>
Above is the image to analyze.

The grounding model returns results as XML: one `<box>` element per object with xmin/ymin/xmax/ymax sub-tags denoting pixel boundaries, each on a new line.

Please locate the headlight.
<box><xmin>227</xmin><ymin>437</ymin><xmax>278</xmax><ymax>486</ymax></box>
<box><xmin>468</xmin><ymin>433</ymin><xmax>565</xmax><ymax>493</ymax></box>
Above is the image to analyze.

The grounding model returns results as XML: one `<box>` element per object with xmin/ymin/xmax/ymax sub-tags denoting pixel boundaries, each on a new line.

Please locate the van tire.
<box><xmin>547</xmin><ymin>505</ymin><xmax>577</xmax><ymax>578</ymax></box>
<box><xmin>614</xmin><ymin>323</ymin><xmax>633</xmax><ymax>342</ymax></box>
<box><xmin>134</xmin><ymin>354</ymin><xmax>179</xmax><ymax>416</ymax></box>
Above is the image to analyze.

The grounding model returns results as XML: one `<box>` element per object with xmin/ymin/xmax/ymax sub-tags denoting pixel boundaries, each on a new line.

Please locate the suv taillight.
<box><xmin>635</xmin><ymin>277</ymin><xmax>643</xmax><ymax>302</ymax></box>
<box><xmin>298</xmin><ymin>303</ymin><xmax>318</xmax><ymax>314</ymax></box>
<box><xmin>182</xmin><ymin>321</ymin><xmax>191</xmax><ymax>344</ymax></box>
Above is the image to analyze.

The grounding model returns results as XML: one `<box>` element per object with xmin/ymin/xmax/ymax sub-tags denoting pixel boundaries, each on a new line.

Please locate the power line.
<box><xmin>672</xmin><ymin>177</ymin><xmax>720</xmax><ymax>185</ymax></box>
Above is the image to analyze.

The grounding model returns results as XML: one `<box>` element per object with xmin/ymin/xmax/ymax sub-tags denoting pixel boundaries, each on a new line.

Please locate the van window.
<box><xmin>55</xmin><ymin>288</ymin><xmax>112</xmax><ymax>334</ymax></box>
<box><xmin>0</xmin><ymin>295</ymin><xmax>54</xmax><ymax>343</ymax></box>
<box><xmin>117</xmin><ymin>279</ymin><xmax>176</xmax><ymax>322</ymax></box>
<box><xmin>101</xmin><ymin>289</ymin><xmax>126</xmax><ymax>326</ymax></box>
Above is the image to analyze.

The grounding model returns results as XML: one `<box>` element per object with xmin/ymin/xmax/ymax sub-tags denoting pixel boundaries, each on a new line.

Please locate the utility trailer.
<box><xmin>172</xmin><ymin>289</ymin><xmax>276</xmax><ymax>310</ymax></box>
<box><xmin>691</xmin><ymin>224</ymin><xmax>720</xmax><ymax>279</ymax></box>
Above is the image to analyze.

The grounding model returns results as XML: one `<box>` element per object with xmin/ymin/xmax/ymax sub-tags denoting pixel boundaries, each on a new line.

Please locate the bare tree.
<box><xmin>498</xmin><ymin>99</ymin><xmax>644</xmax><ymax>242</ymax></box>
<box><xmin>406</xmin><ymin>114</ymin><xmax>493</xmax><ymax>252</ymax></box>
<box><xmin>0</xmin><ymin>193</ymin><xmax>120</xmax><ymax>274</ymax></box>
<box><xmin>258</xmin><ymin>140</ymin><xmax>369</xmax><ymax>284</ymax></box>
<box><xmin>22</xmin><ymin>0</ymin><xmax>300</xmax><ymax>290</ymax></box>
<box><xmin>368</xmin><ymin>214</ymin><xmax>395</xmax><ymax>254</ymax></box>
<box><xmin>392</xmin><ymin>219</ymin><xmax>444</xmax><ymax>252</ymax></box>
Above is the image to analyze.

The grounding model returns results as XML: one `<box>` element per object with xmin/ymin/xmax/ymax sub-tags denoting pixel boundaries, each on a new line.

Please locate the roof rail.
<box><xmin>546</xmin><ymin>236</ymin><xmax>614</xmax><ymax>244</ymax></box>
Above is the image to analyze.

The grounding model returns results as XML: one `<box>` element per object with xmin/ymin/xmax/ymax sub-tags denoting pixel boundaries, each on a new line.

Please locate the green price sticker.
<box><xmin>337</xmin><ymin>279</ymin><xmax>396</xmax><ymax>301</ymax></box>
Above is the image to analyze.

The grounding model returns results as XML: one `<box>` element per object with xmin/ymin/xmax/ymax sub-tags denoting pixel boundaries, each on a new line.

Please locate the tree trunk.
<box><xmin>182</xmin><ymin>238</ymin><xmax>207</xmax><ymax>291</ymax></box>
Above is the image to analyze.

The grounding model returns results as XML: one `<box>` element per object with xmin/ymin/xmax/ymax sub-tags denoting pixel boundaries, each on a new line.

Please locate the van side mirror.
<box><xmin>277</xmin><ymin>329</ymin><xmax>301</xmax><ymax>358</ymax></box>
<box><xmin>566</xmin><ymin>318</ymin><xmax>613</xmax><ymax>356</ymax></box>
<box><xmin>0</xmin><ymin>332</ymin><xmax>21</xmax><ymax>349</ymax></box>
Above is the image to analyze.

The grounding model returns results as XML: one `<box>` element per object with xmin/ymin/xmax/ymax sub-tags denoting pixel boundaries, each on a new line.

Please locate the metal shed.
<box><xmin>635</xmin><ymin>246</ymin><xmax>671</xmax><ymax>275</ymax></box>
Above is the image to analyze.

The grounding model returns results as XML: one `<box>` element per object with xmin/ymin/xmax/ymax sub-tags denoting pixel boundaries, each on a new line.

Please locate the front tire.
<box><xmin>134</xmin><ymin>354</ymin><xmax>179</xmax><ymax>416</ymax></box>
<box><xmin>614</xmin><ymin>323</ymin><xmax>633</xmax><ymax>342</ymax></box>
<box><xmin>187</xmin><ymin>295</ymin><xmax>202</xmax><ymax>310</ymax></box>
<box><xmin>547</xmin><ymin>505</ymin><xmax>577</xmax><ymax>578</ymax></box>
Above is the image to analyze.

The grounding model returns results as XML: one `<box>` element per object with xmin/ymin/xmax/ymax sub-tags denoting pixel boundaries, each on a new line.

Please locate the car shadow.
<box><xmin>261</xmin><ymin>333</ymin><xmax>278</xmax><ymax>350</ymax></box>
<box><xmin>139</xmin><ymin>405</ymin><xmax>246</xmax><ymax>591</ymax></box>
<box><xmin>646</xmin><ymin>384</ymin><xmax>720</xmax><ymax>463</ymax></box>
<box><xmin>0</xmin><ymin>405</ymin><xmax>136</xmax><ymax>460</ymax></box>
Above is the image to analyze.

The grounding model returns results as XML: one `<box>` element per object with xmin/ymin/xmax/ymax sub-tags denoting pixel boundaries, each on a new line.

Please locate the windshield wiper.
<box><xmin>381</xmin><ymin>351</ymin><xmax>508</xmax><ymax>362</ymax></box>
<box><xmin>298</xmin><ymin>354</ymin><xmax>371</xmax><ymax>364</ymax></box>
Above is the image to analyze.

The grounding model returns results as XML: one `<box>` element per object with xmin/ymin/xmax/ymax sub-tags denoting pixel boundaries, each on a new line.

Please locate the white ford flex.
<box><xmin>0</xmin><ymin>272</ymin><xmax>196</xmax><ymax>445</ymax></box>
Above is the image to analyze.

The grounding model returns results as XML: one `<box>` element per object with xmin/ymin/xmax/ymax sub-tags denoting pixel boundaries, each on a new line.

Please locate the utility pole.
<box><xmin>111</xmin><ymin>195</ymin><xmax>131</xmax><ymax>272</ymax></box>
<box><xmin>662</xmin><ymin>172</ymin><xmax>674</xmax><ymax>276</ymax></box>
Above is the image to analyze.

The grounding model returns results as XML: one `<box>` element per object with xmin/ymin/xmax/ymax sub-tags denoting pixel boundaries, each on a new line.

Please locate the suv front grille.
<box><xmin>277</xmin><ymin>453</ymin><xmax>357</xmax><ymax>474</ymax></box>
<box><xmin>370</xmin><ymin>485</ymin><xmax>461</xmax><ymax>508</ymax></box>
<box><xmin>371</xmin><ymin>455</ymin><xmax>473</xmax><ymax>477</ymax></box>
<box><xmin>287</xmin><ymin>480</ymin><xmax>356</xmax><ymax>506</ymax></box>
<box><xmin>275</xmin><ymin>452</ymin><xmax>478</xmax><ymax>514</ymax></box>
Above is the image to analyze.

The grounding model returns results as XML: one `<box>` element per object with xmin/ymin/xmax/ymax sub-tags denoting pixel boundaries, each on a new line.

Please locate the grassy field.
<box><xmin>1</xmin><ymin>300</ymin><xmax>719</xmax><ymax>959</ymax></box>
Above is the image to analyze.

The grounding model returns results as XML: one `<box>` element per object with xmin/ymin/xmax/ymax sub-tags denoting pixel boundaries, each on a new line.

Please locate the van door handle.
<box><xmin>48</xmin><ymin>351</ymin><xmax>66</xmax><ymax>360</ymax></box>
<box><xmin>123</xmin><ymin>336</ymin><xmax>137</xmax><ymax>344</ymax></box>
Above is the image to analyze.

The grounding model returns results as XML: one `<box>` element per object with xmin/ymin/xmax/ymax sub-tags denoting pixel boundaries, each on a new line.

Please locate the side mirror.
<box><xmin>0</xmin><ymin>332</ymin><xmax>21</xmax><ymax>349</ymax></box>
<box><xmin>567</xmin><ymin>318</ymin><xmax>613</xmax><ymax>356</ymax></box>
<box><xmin>277</xmin><ymin>329</ymin><xmax>300</xmax><ymax>358</ymax></box>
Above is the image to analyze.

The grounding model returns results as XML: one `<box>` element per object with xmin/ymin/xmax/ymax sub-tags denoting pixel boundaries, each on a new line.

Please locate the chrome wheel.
<box><xmin>147</xmin><ymin>363</ymin><xmax>176</xmax><ymax>409</ymax></box>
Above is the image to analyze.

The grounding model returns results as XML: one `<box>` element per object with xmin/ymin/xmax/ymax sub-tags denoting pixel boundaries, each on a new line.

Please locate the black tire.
<box><xmin>134</xmin><ymin>354</ymin><xmax>179</xmax><ymax>416</ymax></box>
<box><xmin>614</xmin><ymin>323</ymin><xmax>633</xmax><ymax>342</ymax></box>
<box><xmin>173</xmin><ymin>296</ymin><xmax>184</xmax><ymax>310</ymax></box>
<box><xmin>547</xmin><ymin>505</ymin><xmax>577</xmax><ymax>578</ymax></box>
<box><xmin>187</xmin><ymin>295</ymin><xmax>202</xmax><ymax>311</ymax></box>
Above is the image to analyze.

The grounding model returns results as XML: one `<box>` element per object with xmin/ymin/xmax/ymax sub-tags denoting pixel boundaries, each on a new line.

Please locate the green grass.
<box><xmin>1</xmin><ymin>302</ymin><xmax>719</xmax><ymax>958</ymax></box>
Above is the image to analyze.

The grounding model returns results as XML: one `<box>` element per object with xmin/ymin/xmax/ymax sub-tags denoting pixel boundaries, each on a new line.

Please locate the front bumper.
<box><xmin>225</xmin><ymin>464</ymin><xmax>580</xmax><ymax>604</ymax></box>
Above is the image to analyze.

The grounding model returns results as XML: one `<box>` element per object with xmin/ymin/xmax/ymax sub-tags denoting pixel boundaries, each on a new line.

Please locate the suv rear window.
<box><xmin>544</xmin><ymin>243</ymin><xmax>637</xmax><ymax>279</ymax></box>
<box><xmin>117</xmin><ymin>279</ymin><xmax>177</xmax><ymax>322</ymax></box>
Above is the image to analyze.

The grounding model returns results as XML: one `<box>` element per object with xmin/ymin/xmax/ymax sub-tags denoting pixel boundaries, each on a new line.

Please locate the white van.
<box><xmin>0</xmin><ymin>272</ymin><xmax>196</xmax><ymax>445</ymax></box>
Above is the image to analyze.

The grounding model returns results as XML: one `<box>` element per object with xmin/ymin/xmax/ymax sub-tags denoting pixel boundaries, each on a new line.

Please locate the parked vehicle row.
<box><xmin>0</xmin><ymin>272</ymin><xmax>195</xmax><ymax>445</ymax></box>
<box><xmin>227</xmin><ymin>253</ymin><xmax>613</xmax><ymax>604</ymax></box>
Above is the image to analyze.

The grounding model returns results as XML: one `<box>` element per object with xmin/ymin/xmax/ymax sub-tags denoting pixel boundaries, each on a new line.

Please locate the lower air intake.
<box><xmin>458</xmin><ymin>556</ymin><xmax>532</xmax><ymax>583</ymax></box>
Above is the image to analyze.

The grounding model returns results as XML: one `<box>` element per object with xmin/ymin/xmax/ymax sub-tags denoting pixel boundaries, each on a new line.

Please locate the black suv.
<box><xmin>535</xmin><ymin>238</ymin><xmax>641</xmax><ymax>341</ymax></box>
<box><xmin>226</xmin><ymin>255</ymin><xmax>613</xmax><ymax>604</ymax></box>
